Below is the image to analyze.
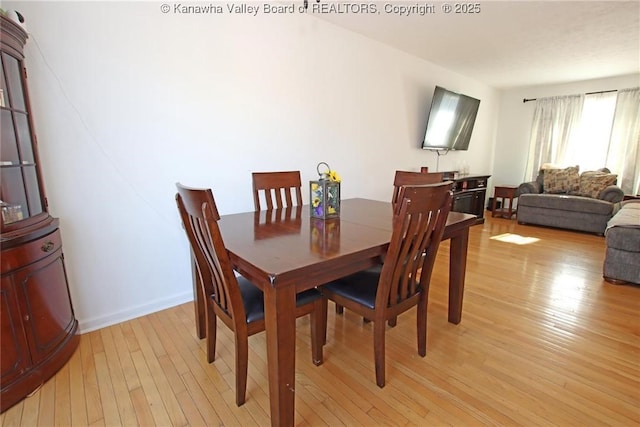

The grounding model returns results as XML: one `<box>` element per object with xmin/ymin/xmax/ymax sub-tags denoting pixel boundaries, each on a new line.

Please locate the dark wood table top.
<box><xmin>218</xmin><ymin>198</ymin><xmax>477</xmax><ymax>290</ymax></box>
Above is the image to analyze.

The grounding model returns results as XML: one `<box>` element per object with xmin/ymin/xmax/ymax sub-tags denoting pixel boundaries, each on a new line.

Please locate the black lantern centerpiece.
<box><xmin>310</xmin><ymin>162</ymin><xmax>340</xmax><ymax>219</ymax></box>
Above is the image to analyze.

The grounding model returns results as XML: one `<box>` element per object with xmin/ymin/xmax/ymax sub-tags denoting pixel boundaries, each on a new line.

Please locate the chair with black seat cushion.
<box><xmin>252</xmin><ymin>171</ymin><xmax>303</xmax><ymax>211</ymax></box>
<box><xmin>175</xmin><ymin>183</ymin><xmax>325</xmax><ymax>406</ymax></box>
<box><xmin>322</xmin><ymin>182</ymin><xmax>453</xmax><ymax>388</ymax></box>
<box><xmin>334</xmin><ymin>170</ymin><xmax>445</xmax><ymax>322</ymax></box>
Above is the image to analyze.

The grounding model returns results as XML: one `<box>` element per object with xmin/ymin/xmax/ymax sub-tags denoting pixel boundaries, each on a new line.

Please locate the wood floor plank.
<box><xmin>111</xmin><ymin>324</ymin><xmax>141</xmax><ymax>391</ymax></box>
<box><xmin>87</xmin><ymin>417</ymin><xmax>105</xmax><ymax>427</ymax></box>
<box><xmin>129</xmin><ymin>349</ymin><xmax>173</xmax><ymax>426</ymax></box>
<box><xmin>149</xmin><ymin>311</ymin><xmax>191</xmax><ymax>377</ymax></box>
<box><xmin>129</xmin><ymin>386</ymin><xmax>155</xmax><ymax>426</ymax></box>
<box><xmin>53</xmin><ymin>361</ymin><xmax>71</xmax><ymax>427</ymax></box>
<box><xmin>313</xmin><ymin>346</ymin><xmax>412</xmax><ymax>426</ymax></box>
<box><xmin>120</xmin><ymin>321</ymin><xmax>141</xmax><ymax>353</ymax></box>
<box><xmin>100</xmin><ymin>326</ymin><xmax>138</xmax><ymax>425</ymax></box>
<box><xmin>161</xmin><ymin>310</ymin><xmax>241</xmax><ymax>426</ymax></box>
<box><xmin>18</xmin><ymin>388</ymin><xmax>39</xmax><ymax>427</ymax></box>
<box><xmin>156</xmin><ymin>354</ymin><xmax>188</xmax><ymax>402</ymax></box>
<box><xmin>36</xmin><ymin>373</ymin><xmax>55</xmax><ymax>426</ymax></box>
<box><xmin>135</xmin><ymin>316</ymin><xmax>188</xmax><ymax>426</ymax></box>
<box><xmin>173</xmin><ymin>388</ymin><xmax>207</xmax><ymax>427</ymax></box>
<box><xmin>4</xmin><ymin>216</ymin><xmax>639</xmax><ymax>426</ymax></box>
<box><xmin>93</xmin><ymin>352</ymin><xmax>121</xmax><ymax>426</ymax></box>
<box><xmin>295</xmin><ymin>352</ymin><xmax>377</xmax><ymax>426</ymax></box>
<box><xmin>79</xmin><ymin>332</ymin><xmax>103</xmax><ymax>425</ymax></box>
<box><xmin>180</xmin><ymin>371</ymin><xmax>223</xmax><ymax>425</ymax></box>
<box><xmin>68</xmin><ymin>339</ymin><xmax>88</xmax><ymax>427</ymax></box>
<box><xmin>0</xmin><ymin>399</ymin><xmax>22</xmax><ymax>426</ymax></box>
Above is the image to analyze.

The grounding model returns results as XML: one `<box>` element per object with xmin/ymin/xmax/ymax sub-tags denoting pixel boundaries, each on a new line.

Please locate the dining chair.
<box><xmin>252</xmin><ymin>171</ymin><xmax>303</xmax><ymax>211</ymax></box>
<box><xmin>175</xmin><ymin>183</ymin><xmax>326</xmax><ymax>406</ymax></box>
<box><xmin>334</xmin><ymin>170</ymin><xmax>445</xmax><ymax>320</ymax></box>
<box><xmin>387</xmin><ymin>171</ymin><xmax>444</xmax><ymax>326</ymax></box>
<box><xmin>322</xmin><ymin>182</ymin><xmax>453</xmax><ymax>388</ymax></box>
<box><xmin>392</xmin><ymin>170</ymin><xmax>444</xmax><ymax>209</ymax></box>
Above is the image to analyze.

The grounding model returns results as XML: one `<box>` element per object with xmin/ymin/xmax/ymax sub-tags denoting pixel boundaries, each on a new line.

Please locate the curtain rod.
<box><xmin>522</xmin><ymin>89</ymin><xmax>618</xmax><ymax>103</ymax></box>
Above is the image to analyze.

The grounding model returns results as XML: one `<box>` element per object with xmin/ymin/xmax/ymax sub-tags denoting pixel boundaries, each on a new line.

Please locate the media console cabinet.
<box><xmin>443</xmin><ymin>173</ymin><xmax>491</xmax><ymax>220</ymax></box>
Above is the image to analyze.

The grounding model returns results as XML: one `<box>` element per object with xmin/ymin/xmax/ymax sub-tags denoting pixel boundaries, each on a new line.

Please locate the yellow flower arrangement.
<box><xmin>328</xmin><ymin>170</ymin><xmax>341</xmax><ymax>183</ymax></box>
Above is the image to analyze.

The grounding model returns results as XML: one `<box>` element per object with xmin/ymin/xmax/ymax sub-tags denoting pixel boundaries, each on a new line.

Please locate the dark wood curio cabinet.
<box><xmin>1</xmin><ymin>14</ymin><xmax>79</xmax><ymax>412</ymax></box>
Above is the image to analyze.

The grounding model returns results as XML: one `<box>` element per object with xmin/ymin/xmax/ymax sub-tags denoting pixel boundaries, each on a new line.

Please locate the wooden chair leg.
<box><xmin>373</xmin><ymin>320</ymin><xmax>386</xmax><ymax>388</ymax></box>
<box><xmin>321</xmin><ymin>298</ymin><xmax>328</xmax><ymax>345</ymax></box>
<box><xmin>235</xmin><ymin>335</ymin><xmax>249</xmax><ymax>406</ymax></box>
<box><xmin>388</xmin><ymin>316</ymin><xmax>397</xmax><ymax>327</ymax></box>
<box><xmin>417</xmin><ymin>295</ymin><xmax>428</xmax><ymax>357</ymax></box>
<box><xmin>206</xmin><ymin>311</ymin><xmax>217</xmax><ymax>363</ymax></box>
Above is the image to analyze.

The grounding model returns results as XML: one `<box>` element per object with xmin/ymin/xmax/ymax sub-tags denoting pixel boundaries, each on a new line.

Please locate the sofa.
<box><xmin>516</xmin><ymin>166</ymin><xmax>624</xmax><ymax>235</ymax></box>
<box><xmin>603</xmin><ymin>200</ymin><xmax>640</xmax><ymax>285</ymax></box>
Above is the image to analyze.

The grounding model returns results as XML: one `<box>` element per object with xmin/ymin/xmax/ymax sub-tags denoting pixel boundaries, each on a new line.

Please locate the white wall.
<box><xmin>493</xmin><ymin>73</ymin><xmax>640</xmax><ymax>188</ymax></box>
<box><xmin>6</xmin><ymin>1</ymin><xmax>499</xmax><ymax>332</ymax></box>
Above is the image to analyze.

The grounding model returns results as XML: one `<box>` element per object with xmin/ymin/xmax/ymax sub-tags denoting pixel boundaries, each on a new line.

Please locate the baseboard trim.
<box><xmin>77</xmin><ymin>291</ymin><xmax>194</xmax><ymax>334</ymax></box>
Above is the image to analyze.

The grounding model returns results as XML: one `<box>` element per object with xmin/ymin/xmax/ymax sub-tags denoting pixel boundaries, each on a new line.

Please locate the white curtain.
<box><xmin>606</xmin><ymin>88</ymin><xmax>640</xmax><ymax>195</ymax></box>
<box><xmin>524</xmin><ymin>95</ymin><xmax>584</xmax><ymax>180</ymax></box>
<box><xmin>564</xmin><ymin>92</ymin><xmax>617</xmax><ymax>171</ymax></box>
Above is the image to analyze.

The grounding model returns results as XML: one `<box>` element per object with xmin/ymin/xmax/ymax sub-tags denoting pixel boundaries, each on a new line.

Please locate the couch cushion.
<box><xmin>577</xmin><ymin>171</ymin><xmax>618</xmax><ymax>198</ymax></box>
<box><xmin>518</xmin><ymin>193</ymin><xmax>614</xmax><ymax>216</ymax></box>
<box><xmin>543</xmin><ymin>166</ymin><xmax>580</xmax><ymax>193</ymax></box>
<box><xmin>605</xmin><ymin>201</ymin><xmax>640</xmax><ymax>251</ymax></box>
<box><xmin>606</xmin><ymin>227</ymin><xmax>640</xmax><ymax>252</ymax></box>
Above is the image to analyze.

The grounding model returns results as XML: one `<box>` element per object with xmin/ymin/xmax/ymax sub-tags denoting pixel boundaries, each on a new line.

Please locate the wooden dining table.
<box><xmin>191</xmin><ymin>198</ymin><xmax>479</xmax><ymax>426</ymax></box>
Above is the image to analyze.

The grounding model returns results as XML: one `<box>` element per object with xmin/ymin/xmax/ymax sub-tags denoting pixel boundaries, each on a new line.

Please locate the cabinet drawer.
<box><xmin>1</xmin><ymin>230</ymin><xmax>62</xmax><ymax>273</ymax></box>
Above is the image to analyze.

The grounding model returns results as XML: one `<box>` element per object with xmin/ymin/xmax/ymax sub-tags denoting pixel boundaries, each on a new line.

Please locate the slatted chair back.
<box><xmin>175</xmin><ymin>184</ymin><xmax>245</xmax><ymax>332</ymax></box>
<box><xmin>392</xmin><ymin>170</ymin><xmax>444</xmax><ymax>209</ymax></box>
<box><xmin>252</xmin><ymin>171</ymin><xmax>303</xmax><ymax>211</ymax></box>
<box><xmin>380</xmin><ymin>182</ymin><xmax>453</xmax><ymax>311</ymax></box>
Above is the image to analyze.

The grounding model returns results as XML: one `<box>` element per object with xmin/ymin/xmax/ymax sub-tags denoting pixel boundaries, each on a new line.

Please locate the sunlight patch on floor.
<box><xmin>549</xmin><ymin>273</ymin><xmax>587</xmax><ymax>312</ymax></box>
<box><xmin>490</xmin><ymin>233</ymin><xmax>540</xmax><ymax>245</ymax></box>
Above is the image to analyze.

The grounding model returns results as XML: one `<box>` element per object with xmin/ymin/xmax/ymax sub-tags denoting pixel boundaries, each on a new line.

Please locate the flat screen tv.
<box><xmin>421</xmin><ymin>86</ymin><xmax>480</xmax><ymax>151</ymax></box>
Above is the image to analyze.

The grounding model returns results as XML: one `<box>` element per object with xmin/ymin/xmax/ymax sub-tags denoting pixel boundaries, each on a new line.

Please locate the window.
<box><xmin>565</xmin><ymin>93</ymin><xmax>617</xmax><ymax>172</ymax></box>
<box><xmin>526</xmin><ymin>88</ymin><xmax>640</xmax><ymax>195</ymax></box>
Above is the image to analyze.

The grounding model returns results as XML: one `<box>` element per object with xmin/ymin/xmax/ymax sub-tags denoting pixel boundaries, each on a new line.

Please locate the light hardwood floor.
<box><xmin>2</xmin><ymin>216</ymin><xmax>639</xmax><ymax>426</ymax></box>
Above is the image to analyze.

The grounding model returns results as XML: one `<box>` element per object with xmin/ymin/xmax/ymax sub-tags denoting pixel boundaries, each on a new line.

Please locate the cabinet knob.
<box><xmin>41</xmin><ymin>241</ymin><xmax>55</xmax><ymax>252</ymax></box>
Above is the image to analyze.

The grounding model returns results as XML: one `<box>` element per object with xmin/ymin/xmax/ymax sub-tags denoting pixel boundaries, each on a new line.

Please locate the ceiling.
<box><xmin>313</xmin><ymin>1</ymin><xmax>640</xmax><ymax>89</ymax></box>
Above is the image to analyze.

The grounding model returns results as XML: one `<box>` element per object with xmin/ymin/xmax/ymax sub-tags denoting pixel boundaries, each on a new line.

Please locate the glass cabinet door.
<box><xmin>0</xmin><ymin>51</ymin><xmax>44</xmax><ymax>226</ymax></box>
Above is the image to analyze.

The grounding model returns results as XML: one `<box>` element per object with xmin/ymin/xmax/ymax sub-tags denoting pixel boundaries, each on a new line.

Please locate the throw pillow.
<box><xmin>543</xmin><ymin>166</ymin><xmax>580</xmax><ymax>193</ymax></box>
<box><xmin>577</xmin><ymin>172</ymin><xmax>618</xmax><ymax>198</ymax></box>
